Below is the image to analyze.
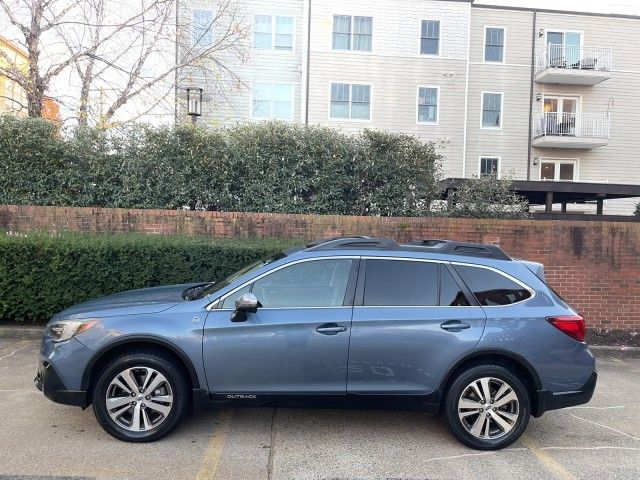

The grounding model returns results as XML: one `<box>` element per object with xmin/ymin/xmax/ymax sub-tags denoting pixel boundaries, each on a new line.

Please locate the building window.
<box><xmin>332</xmin><ymin>15</ymin><xmax>372</xmax><ymax>52</ymax></box>
<box><xmin>330</xmin><ymin>83</ymin><xmax>370</xmax><ymax>120</ymax></box>
<box><xmin>482</xmin><ymin>92</ymin><xmax>503</xmax><ymax>128</ymax></box>
<box><xmin>192</xmin><ymin>9</ymin><xmax>214</xmax><ymax>46</ymax></box>
<box><xmin>417</xmin><ymin>87</ymin><xmax>438</xmax><ymax>123</ymax></box>
<box><xmin>251</xmin><ymin>83</ymin><xmax>294</xmax><ymax>120</ymax></box>
<box><xmin>484</xmin><ymin>27</ymin><xmax>505</xmax><ymax>62</ymax></box>
<box><xmin>254</xmin><ymin>15</ymin><xmax>294</xmax><ymax>51</ymax></box>
<box><xmin>420</xmin><ymin>20</ymin><xmax>440</xmax><ymax>55</ymax></box>
<box><xmin>546</xmin><ymin>31</ymin><xmax>582</xmax><ymax>67</ymax></box>
<box><xmin>479</xmin><ymin>157</ymin><xmax>500</xmax><ymax>177</ymax></box>
<box><xmin>540</xmin><ymin>159</ymin><xmax>577</xmax><ymax>181</ymax></box>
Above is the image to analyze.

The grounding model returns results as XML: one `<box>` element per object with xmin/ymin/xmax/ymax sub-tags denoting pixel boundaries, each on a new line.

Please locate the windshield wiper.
<box><xmin>182</xmin><ymin>283</ymin><xmax>214</xmax><ymax>301</ymax></box>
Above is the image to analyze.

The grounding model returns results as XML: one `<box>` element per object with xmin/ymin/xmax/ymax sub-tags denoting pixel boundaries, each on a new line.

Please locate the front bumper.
<box><xmin>533</xmin><ymin>370</ymin><xmax>597</xmax><ymax>417</ymax></box>
<box><xmin>35</xmin><ymin>360</ymin><xmax>89</xmax><ymax>408</ymax></box>
<box><xmin>35</xmin><ymin>335</ymin><xmax>93</xmax><ymax>409</ymax></box>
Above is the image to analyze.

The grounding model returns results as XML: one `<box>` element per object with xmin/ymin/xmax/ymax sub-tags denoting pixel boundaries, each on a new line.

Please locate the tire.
<box><xmin>92</xmin><ymin>351</ymin><xmax>187</xmax><ymax>442</ymax></box>
<box><xmin>444</xmin><ymin>364</ymin><xmax>530</xmax><ymax>450</ymax></box>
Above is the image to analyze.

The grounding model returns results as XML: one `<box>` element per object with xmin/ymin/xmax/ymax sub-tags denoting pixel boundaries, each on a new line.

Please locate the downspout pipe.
<box><xmin>527</xmin><ymin>10</ymin><xmax>537</xmax><ymax>180</ymax></box>
<box><xmin>304</xmin><ymin>0</ymin><xmax>312</xmax><ymax>125</ymax></box>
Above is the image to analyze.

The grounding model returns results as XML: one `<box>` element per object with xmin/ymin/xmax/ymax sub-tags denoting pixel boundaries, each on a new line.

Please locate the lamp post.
<box><xmin>186</xmin><ymin>87</ymin><xmax>203</xmax><ymax>124</ymax></box>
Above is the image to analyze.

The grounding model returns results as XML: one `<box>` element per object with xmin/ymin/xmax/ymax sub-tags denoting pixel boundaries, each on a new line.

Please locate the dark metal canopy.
<box><xmin>439</xmin><ymin>178</ymin><xmax>640</xmax><ymax>214</ymax></box>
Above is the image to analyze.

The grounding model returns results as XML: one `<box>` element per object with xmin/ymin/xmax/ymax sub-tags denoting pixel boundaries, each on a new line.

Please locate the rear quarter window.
<box><xmin>453</xmin><ymin>264</ymin><xmax>532</xmax><ymax>306</ymax></box>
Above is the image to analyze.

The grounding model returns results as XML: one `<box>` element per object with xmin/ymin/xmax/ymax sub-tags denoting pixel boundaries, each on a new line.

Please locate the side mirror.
<box><xmin>231</xmin><ymin>293</ymin><xmax>259</xmax><ymax>322</ymax></box>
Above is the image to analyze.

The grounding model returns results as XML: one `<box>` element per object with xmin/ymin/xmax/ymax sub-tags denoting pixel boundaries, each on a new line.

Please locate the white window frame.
<box><xmin>544</xmin><ymin>30</ymin><xmax>584</xmax><ymax>49</ymax></box>
<box><xmin>480</xmin><ymin>91</ymin><xmax>503</xmax><ymax>130</ymax></box>
<box><xmin>419</xmin><ymin>19</ymin><xmax>441</xmax><ymax>57</ymax></box>
<box><xmin>252</xmin><ymin>15</ymin><xmax>296</xmax><ymax>52</ymax></box>
<box><xmin>331</xmin><ymin>15</ymin><xmax>374</xmax><ymax>53</ymax></box>
<box><xmin>249</xmin><ymin>82</ymin><xmax>295</xmax><ymax>121</ymax></box>
<box><xmin>416</xmin><ymin>85</ymin><xmax>439</xmax><ymax>125</ymax></box>
<box><xmin>483</xmin><ymin>25</ymin><xmax>506</xmax><ymax>64</ymax></box>
<box><xmin>540</xmin><ymin>93</ymin><xmax>582</xmax><ymax>115</ymax></box>
<box><xmin>328</xmin><ymin>82</ymin><xmax>372</xmax><ymax>122</ymax></box>
<box><xmin>539</xmin><ymin>157</ymin><xmax>579</xmax><ymax>182</ymax></box>
<box><xmin>478</xmin><ymin>156</ymin><xmax>501</xmax><ymax>178</ymax></box>
<box><xmin>191</xmin><ymin>9</ymin><xmax>215</xmax><ymax>47</ymax></box>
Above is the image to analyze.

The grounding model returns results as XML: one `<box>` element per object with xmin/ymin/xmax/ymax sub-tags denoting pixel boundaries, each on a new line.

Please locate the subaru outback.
<box><xmin>35</xmin><ymin>237</ymin><xmax>596</xmax><ymax>450</ymax></box>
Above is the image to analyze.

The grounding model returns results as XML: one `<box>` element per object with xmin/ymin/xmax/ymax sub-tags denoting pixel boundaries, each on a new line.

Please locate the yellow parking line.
<box><xmin>521</xmin><ymin>435</ymin><xmax>577</xmax><ymax>480</ymax></box>
<box><xmin>195</xmin><ymin>409</ymin><xmax>234</xmax><ymax>480</ymax></box>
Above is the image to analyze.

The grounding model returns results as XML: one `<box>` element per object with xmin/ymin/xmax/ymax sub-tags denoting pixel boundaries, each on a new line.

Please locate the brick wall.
<box><xmin>1</xmin><ymin>204</ymin><xmax>639</xmax><ymax>333</ymax></box>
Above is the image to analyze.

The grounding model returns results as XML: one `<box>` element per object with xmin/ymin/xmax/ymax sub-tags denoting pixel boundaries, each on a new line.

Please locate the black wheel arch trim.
<box><xmin>80</xmin><ymin>334</ymin><xmax>201</xmax><ymax>394</ymax></box>
<box><xmin>437</xmin><ymin>348</ymin><xmax>543</xmax><ymax>403</ymax></box>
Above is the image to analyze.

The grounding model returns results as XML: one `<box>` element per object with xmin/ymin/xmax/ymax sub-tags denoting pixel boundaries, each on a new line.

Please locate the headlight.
<box><xmin>46</xmin><ymin>320</ymin><xmax>98</xmax><ymax>342</ymax></box>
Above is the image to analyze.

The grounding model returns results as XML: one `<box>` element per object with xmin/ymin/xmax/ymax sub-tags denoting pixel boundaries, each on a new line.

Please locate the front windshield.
<box><xmin>195</xmin><ymin>252</ymin><xmax>286</xmax><ymax>300</ymax></box>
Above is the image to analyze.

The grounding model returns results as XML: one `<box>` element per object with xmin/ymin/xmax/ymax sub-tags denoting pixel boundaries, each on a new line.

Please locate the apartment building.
<box><xmin>0</xmin><ymin>36</ymin><xmax>28</xmax><ymax>116</ymax></box>
<box><xmin>179</xmin><ymin>0</ymin><xmax>640</xmax><ymax>214</ymax></box>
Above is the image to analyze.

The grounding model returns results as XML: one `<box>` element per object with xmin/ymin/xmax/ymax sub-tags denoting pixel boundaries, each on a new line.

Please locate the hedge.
<box><xmin>0</xmin><ymin>116</ymin><xmax>442</xmax><ymax>217</ymax></box>
<box><xmin>0</xmin><ymin>231</ymin><xmax>294</xmax><ymax>323</ymax></box>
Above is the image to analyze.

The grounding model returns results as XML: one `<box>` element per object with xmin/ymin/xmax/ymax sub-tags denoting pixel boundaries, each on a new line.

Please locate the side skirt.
<box><xmin>207</xmin><ymin>392</ymin><xmax>440</xmax><ymax>414</ymax></box>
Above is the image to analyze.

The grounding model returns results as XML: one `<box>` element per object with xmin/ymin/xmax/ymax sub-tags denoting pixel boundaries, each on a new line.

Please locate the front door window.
<box><xmin>251</xmin><ymin>259</ymin><xmax>353</xmax><ymax>307</ymax></box>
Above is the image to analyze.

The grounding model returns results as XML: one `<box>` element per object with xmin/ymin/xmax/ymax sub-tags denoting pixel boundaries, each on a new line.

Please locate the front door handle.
<box><xmin>440</xmin><ymin>320</ymin><xmax>471</xmax><ymax>332</ymax></box>
<box><xmin>316</xmin><ymin>323</ymin><xmax>348</xmax><ymax>335</ymax></box>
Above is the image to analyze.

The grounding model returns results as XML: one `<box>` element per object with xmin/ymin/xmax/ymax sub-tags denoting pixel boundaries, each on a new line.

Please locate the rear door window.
<box><xmin>453</xmin><ymin>264</ymin><xmax>532</xmax><ymax>306</ymax></box>
<box><xmin>363</xmin><ymin>259</ymin><xmax>439</xmax><ymax>306</ymax></box>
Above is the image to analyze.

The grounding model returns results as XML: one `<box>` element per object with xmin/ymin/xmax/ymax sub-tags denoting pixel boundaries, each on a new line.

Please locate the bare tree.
<box><xmin>0</xmin><ymin>0</ymin><xmax>248</xmax><ymax>124</ymax></box>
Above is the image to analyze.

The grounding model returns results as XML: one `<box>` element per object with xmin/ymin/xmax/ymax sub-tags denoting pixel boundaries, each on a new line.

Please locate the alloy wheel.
<box><xmin>457</xmin><ymin>376</ymin><xmax>520</xmax><ymax>440</ymax></box>
<box><xmin>105</xmin><ymin>366</ymin><xmax>173</xmax><ymax>432</ymax></box>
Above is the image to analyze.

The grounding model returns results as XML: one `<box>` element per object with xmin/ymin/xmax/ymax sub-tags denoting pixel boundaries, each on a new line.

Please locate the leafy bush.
<box><xmin>442</xmin><ymin>174</ymin><xmax>530</xmax><ymax>219</ymax></box>
<box><xmin>0</xmin><ymin>231</ymin><xmax>294</xmax><ymax>323</ymax></box>
<box><xmin>635</xmin><ymin>202</ymin><xmax>640</xmax><ymax>216</ymax></box>
<box><xmin>0</xmin><ymin>116</ymin><xmax>442</xmax><ymax>216</ymax></box>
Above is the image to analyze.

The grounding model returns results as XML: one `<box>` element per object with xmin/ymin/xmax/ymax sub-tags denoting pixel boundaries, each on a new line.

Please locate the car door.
<box><xmin>347</xmin><ymin>258</ymin><xmax>486</xmax><ymax>399</ymax></box>
<box><xmin>203</xmin><ymin>257</ymin><xmax>358</xmax><ymax>396</ymax></box>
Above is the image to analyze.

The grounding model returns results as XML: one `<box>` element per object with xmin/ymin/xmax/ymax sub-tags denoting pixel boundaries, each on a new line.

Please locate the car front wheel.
<box><xmin>92</xmin><ymin>351</ymin><xmax>187</xmax><ymax>442</ymax></box>
<box><xmin>444</xmin><ymin>364</ymin><xmax>530</xmax><ymax>450</ymax></box>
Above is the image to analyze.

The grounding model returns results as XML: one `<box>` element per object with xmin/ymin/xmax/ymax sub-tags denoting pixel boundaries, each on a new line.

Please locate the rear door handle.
<box><xmin>316</xmin><ymin>323</ymin><xmax>348</xmax><ymax>335</ymax></box>
<box><xmin>440</xmin><ymin>320</ymin><xmax>471</xmax><ymax>332</ymax></box>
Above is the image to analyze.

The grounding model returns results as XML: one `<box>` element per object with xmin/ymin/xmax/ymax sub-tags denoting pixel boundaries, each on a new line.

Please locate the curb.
<box><xmin>0</xmin><ymin>326</ymin><xmax>44</xmax><ymax>340</ymax></box>
<box><xmin>589</xmin><ymin>345</ymin><xmax>640</xmax><ymax>357</ymax></box>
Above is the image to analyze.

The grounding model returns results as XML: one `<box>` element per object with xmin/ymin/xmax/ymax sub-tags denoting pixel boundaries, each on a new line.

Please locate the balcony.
<box><xmin>532</xmin><ymin>112</ymin><xmax>610</xmax><ymax>149</ymax></box>
<box><xmin>535</xmin><ymin>45</ymin><xmax>612</xmax><ymax>85</ymax></box>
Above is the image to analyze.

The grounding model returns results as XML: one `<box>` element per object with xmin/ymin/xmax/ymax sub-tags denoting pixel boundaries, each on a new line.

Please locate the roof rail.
<box><xmin>408</xmin><ymin>239</ymin><xmax>512</xmax><ymax>261</ymax></box>
<box><xmin>306</xmin><ymin>237</ymin><xmax>399</xmax><ymax>251</ymax></box>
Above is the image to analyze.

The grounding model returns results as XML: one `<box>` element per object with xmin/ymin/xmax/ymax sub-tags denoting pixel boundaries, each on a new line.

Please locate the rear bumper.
<box><xmin>35</xmin><ymin>360</ymin><xmax>88</xmax><ymax>408</ymax></box>
<box><xmin>533</xmin><ymin>370</ymin><xmax>597</xmax><ymax>417</ymax></box>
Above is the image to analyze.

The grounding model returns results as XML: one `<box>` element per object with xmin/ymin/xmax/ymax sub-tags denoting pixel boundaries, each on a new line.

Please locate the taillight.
<box><xmin>547</xmin><ymin>315</ymin><xmax>585</xmax><ymax>342</ymax></box>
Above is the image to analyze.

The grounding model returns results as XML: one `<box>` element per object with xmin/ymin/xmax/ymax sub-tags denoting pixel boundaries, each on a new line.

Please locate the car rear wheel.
<box><xmin>92</xmin><ymin>351</ymin><xmax>187</xmax><ymax>442</ymax></box>
<box><xmin>444</xmin><ymin>365</ymin><xmax>530</xmax><ymax>450</ymax></box>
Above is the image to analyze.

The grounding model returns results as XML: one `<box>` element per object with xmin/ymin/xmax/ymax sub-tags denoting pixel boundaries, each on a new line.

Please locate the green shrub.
<box><xmin>441</xmin><ymin>174</ymin><xmax>530</xmax><ymax>219</ymax></box>
<box><xmin>0</xmin><ymin>231</ymin><xmax>294</xmax><ymax>323</ymax></box>
<box><xmin>635</xmin><ymin>202</ymin><xmax>640</xmax><ymax>216</ymax></box>
<box><xmin>0</xmin><ymin>116</ymin><xmax>442</xmax><ymax>216</ymax></box>
<box><xmin>0</xmin><ymin>116</ymin><xmax>65</xmax><ymax>206</ymax></box>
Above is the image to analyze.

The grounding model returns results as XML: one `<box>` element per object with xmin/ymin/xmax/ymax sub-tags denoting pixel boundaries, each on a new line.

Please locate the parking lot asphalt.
<box><xmin>0</xmin><ymin>337</ymin><xmax>639</xmax><ymax>480</ymax></box>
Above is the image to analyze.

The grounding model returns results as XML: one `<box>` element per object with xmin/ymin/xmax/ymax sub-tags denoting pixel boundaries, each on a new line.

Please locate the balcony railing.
<box><xmin>533</xmin><ymin>112</ymin><xmax>610</xmax><ymax>139</ymax></box>
<box><xmin>536</xmin><ymin>44</ymin><xmax>613</xmax><ymax>74</ymax></box>
<box><xmin>532</xmin><ymin>112</ymin><xmax>610</xmax><ymax>149</ymax></box>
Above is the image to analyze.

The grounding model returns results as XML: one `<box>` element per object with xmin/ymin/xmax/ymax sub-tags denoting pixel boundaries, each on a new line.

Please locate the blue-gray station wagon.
<box><xmin>36</xmin><ymin>237</ymin><xmax>596</xmax><ymax>450</ymax></box>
